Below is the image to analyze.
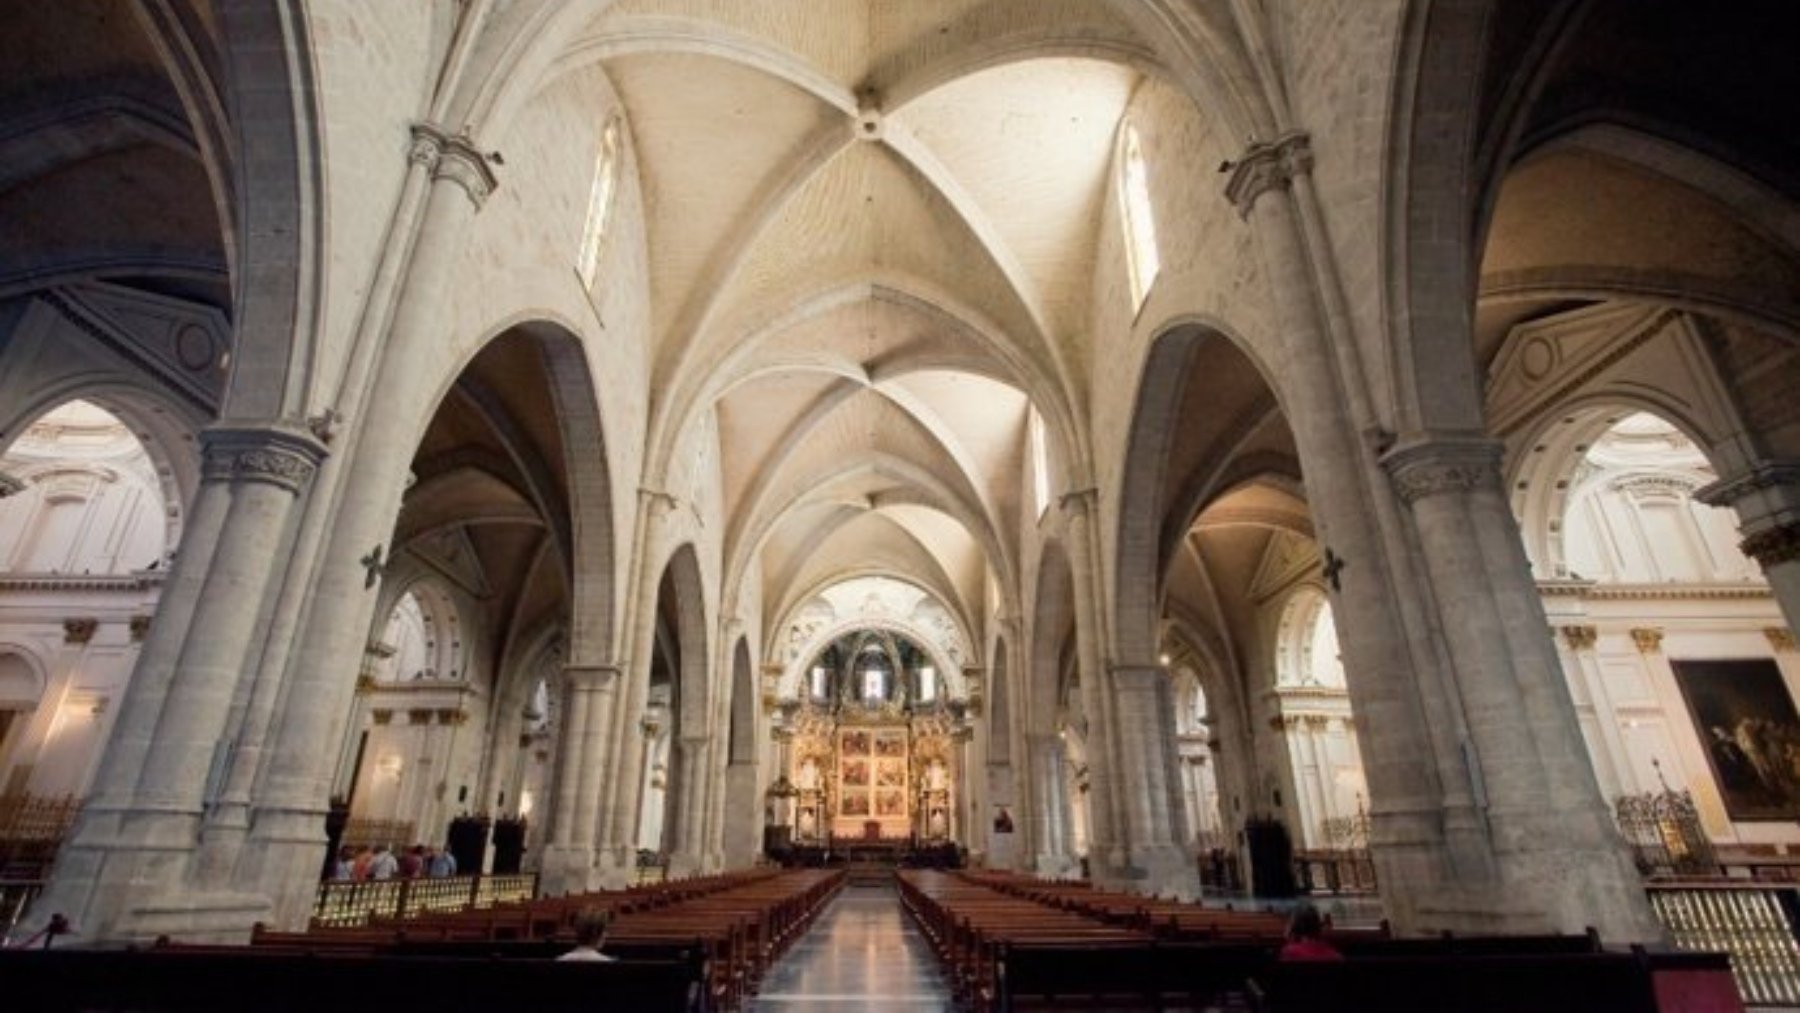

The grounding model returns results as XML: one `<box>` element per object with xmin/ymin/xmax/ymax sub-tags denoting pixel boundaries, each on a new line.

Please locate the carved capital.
<box><xmin>1630</xmin><ymin>627</ymin><xmax>1664</xmax><ymax>655</ymax></box>
<box><xmin>1223</xmin><ymin>132</ymin><xmax>1313</xmax><ymax>219</ymax></box>
<box><xmin>411</xmin><ymin>122</ymin><xmax>499</xmax><ymax>209</ymax></box>
<box><xmin>200</xmin><ymin>425</ymin><xmax>327</xmax><ymax>494</ymax></box>
<box><xmin>0</xmin><ymin>472</ymin><xmax>24</xmax><ymax>498</ymax></box>
<box><xmin>1695</xmin><ymin>459</ymin><xmax>1800</xmax><ymax>508</ymax></box>
<box><xmin>1560</xmin><ymin>625</ymin><xmax>1598</xmax><ymax>652</ymax></box>
<box><xmin>1767</xmin><ymin>628</ymin><xmax>1797</xmax><ymax>653</ymax></box>
<box><xmin>436</xmin><ymin>707</ymin><xmax>467</xmax><ymax>726</ymax></box>
<box><xmin>355</xmin><ymin>673</ymin><xmax>377</xmax><ymax>695</ymax></box>
<box><xmin>1381</xmin><ymin>433</ymin><xmax>1505</xmax><ymax>504</ymax></box>
<box><xmin>128</xmin><ymin>615</ymin><xmax>152</xmax><ymax>642</ymax></box>
<box><xmin>63</xmin><ymin>617</ymin><xmax>98</xmax><ymax>644</ymax></box>
<box><xmin>1740</xmin><ymin>521</ymin><xmax>1800</xmax><ymax>569</ymax></box>
<box><xmin>1056</xmin><ymin>487</ymin><xmax>1098</xmax><ymax>518</ymax></box>
<box><xmin>563</xmin><ymin>664</ymin><xmax>621</xmax><ymax>692</ymax></box>
<box><xmin>407</xmin><ymin>707</ymin><xmax>436</xmax><ymax>726</ymax></box>
<box><xmin>371</xmin><ymin>708</ymin><xmax>394</xmax><ymax>726</ymax></box>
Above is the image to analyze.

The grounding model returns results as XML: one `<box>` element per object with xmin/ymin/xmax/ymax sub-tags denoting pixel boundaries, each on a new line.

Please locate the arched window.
<box><xmin>575</xmin><ymin>118</ymin><xmax>622</xmax><ymax>289</ymax></box>
<box><xmin>1029</xmin><ymin>408</ymin><xmax>1051</xmax><ymax>520</ymax></box>
<box><xmin>1119</xmin><ymin>123</ymin><xmax>1161</xmax><ymax>313</ymax></box>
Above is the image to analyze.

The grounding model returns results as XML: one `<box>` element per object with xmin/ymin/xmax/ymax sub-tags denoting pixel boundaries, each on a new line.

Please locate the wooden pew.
<box><xmin>1248</xmin><ymin>950</ymin><xmax>1742</xmax><ymax>1013</ymax></box>
<box><xmin>0</xmin><ymin>948</ymin><xmax>703</xmax><ymax>1012</ymax></box>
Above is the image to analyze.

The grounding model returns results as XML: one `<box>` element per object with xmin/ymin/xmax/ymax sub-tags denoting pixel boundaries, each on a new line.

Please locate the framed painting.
<box><xmin>842</xmin><ymin>791</ymin><xmax>871</xmax><ymax>817</ymax></box>
<box><xmin>875</xmin><ymin>789</ymin><xmax>906</xmax><ymax>817</ymax></box>
<box><xmin>842</xmin><ymin>758</ymin><xmax>869</xmax><ymax>787</ymax></box>
<box><xmin>1672</xmin><ymin>658</ymin><xmax>1800</xmax><ymax>821</ymax></box>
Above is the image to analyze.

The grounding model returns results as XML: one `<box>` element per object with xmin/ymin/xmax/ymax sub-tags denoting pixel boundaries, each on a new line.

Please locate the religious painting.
<box><xmin>842</xmin><ymin>791</ymin><xmax>871</xmax><ymax>817</ymax></box>
<box><xmin>842</xmin><ymin>759</ymin><xmax>870</xmax><ymax>787</ymax></box>
<box><xmin>874</xmin><ymin>732</ymin><xmax>907</xmax><ymax>758</ymax></box>
<box><xmin>841</xmin><ymin>730</ymin><xmax>871</xmax><ymax>756</ymax></box>
<box><xmin>1673</xmin><ymin>659</ymin><xmax>1800</xmax><ymax>820</ymax></box>
<box><xmin>875</xmin><ymin>760</ymin><xmax>907</xmax><ymax>788</ymax></box>
<box><xmin>875</xmin><ymin>788</ymin><xmax>906</xmax><ymax>817</ymax></box>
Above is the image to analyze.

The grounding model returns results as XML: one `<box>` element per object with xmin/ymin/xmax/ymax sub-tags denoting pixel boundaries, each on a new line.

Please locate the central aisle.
<box><xmin>751</xmin><ymin>884</ymin><xmax>952</xmax><ymax>1009</ymax></box>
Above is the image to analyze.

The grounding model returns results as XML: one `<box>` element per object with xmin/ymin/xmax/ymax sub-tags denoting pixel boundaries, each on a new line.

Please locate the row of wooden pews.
<box><xmin>899</xmin><ymin>870</ymin><xmax>1741</xmax><ymax>1012</ymax></box>
<box><xmin>1</xmin><ymin>868</ymin><xmax>844</xmax><ymax>1012</ymax></box>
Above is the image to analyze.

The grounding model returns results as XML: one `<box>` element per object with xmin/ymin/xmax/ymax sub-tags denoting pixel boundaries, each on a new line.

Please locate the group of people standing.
<box><xmin>331</xmin><ymin>842</ymin><xmax>458</xmax><ymax>881</ymax></box>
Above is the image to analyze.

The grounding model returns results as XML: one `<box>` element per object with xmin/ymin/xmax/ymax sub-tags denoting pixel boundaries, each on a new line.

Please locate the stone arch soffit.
<box><xmin>1</xmin><ymin>384</ymin><xmax>198</xmax><ymax>555</ymax></box>
<box><xmin>0</xmin><ymin>646</ymin><xmax>49</xmax><ymax>705</ymax></box>
<box><xmin>1161</xmin><ymin>612</ymin><xmax>1246</xmax><ymax>734</ymax></box>
<box><xmin>135</xmin><ymin>3</ymin><xmax>240</xmax><ymax>281</ymax></box>
<box><xmin>652</xmin><ymin>277</ymin><xmax>1085</xmax><ymax>500</ymax></box>
<box><xmin>416</xmin><ymin>312</ymin><xmax>617</xmax><ymax>665</ymax></box>
<box><xmin>215</xmin><ymin>0</ymin><xmax>326</xmax><ymax>420</ymax></box>
<box><xmin>1157</xmin><ymin>432</ymin><xmax>1301</xmax><ymax>583</ymax></box>
<box><xmin>1513</xmin><ymin>121</ymin><xmax>1800</xmax><ymax>258</ymax></box>
<box><xmin>1113</xmin><ymin>318</ymin><xmax>1277</xmax><ymax>662</ymax></box>
<box><xmin>727</xmin><ymin>636</ymin><xmax>756</xmax><ymax>764</ymax></box>
<box><xmin>365</xmin><ymin>565</ymin><xmax>474</xmax><ymax>676</ymax></box>
<box><xmin>1479</xmin><ymin>268</ymin><xmax>1800</xmax><ymax>342</ymax></box>
<box><xmin>727</xmin><ymin>457</ymin><xmax>1015</xmax><ymax>622</ymax></box>
<box><xmin>656</xmin><ymin>541</ymin><xmax>712</xmax><ymax>735</ymax></box>
<box><xmin>765</xmin><ymin>570</ymin><xmax>978</xmax><ymax>674</ymax></box>
<box><xmin>494</xmin><ymin>618</ymin><xmax>566</xmax><ymax>722</ymax></box>
<box><xmin>1384</xmin><ymin>0</ymin><xmax>1509</xmax><ymax>435</ymax></box>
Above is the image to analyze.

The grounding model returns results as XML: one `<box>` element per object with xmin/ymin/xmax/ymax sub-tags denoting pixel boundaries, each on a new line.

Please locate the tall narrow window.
<box><xmin>1119</xmin><ymin>123</ymin><xmax>1161</xmax><ymax>312</ymax></box>
<box><xmin>576</xmin><ymin>119</ymin><xmax>621</xmax><ymax>289</ymax></box>
<box><xmin>1029</xmin><ymin>408</ymin><xmax>1051</xmax><ymax>520</ymax></box>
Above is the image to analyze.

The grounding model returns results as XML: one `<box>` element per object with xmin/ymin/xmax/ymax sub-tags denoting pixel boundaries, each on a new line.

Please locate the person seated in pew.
<box><xmin>1278</xmin><ymin>904</ymin><xmax>1344</xmax><ymax>962</ymax></box>
<box><xmin>557</xmin><ymin>909</ymin><xmax>615</xmax><ymax>962</ymax></box>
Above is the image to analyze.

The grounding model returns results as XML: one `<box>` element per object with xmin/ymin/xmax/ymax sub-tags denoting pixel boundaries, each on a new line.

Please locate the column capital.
<box><xmin>1560</xmin><ymin>625</ymin><xmax>1598</xmax><ymax>652</ymax></box>
<box><xmin>1380</xmin><ymin>432</ymin><xmax>1505</xmax><ymax>504</ymax></box>
<box><xmin>410</xmin><ymin>122</ymin><xmax>499</xmax><ymax>209</ymax></box>
<box><xmin>678</xmin><ymin>733</ymin><xmax>711</xmax><ymax>747</ymax></box>
<box><xmin>1630</xmin><ymin>627</ymin><xmax>1664</xmax><ymax>655</ymax></box>
<box><xmin>1741</xmin><ymin>521</ymin><xmax>1800</xmax><ymax>569</ymax></box>
<box><xmin>1057</xmin><ymin>486</ymin><xmax>1098</xmax><ymax>517</ymax></box>
<box><xmin>563</xmin><ymin>664</ymin><xmax>621</xmax><ymax>690</ymax></box>
<box><xmin>0</xmin><ymin>471</ymin><xmax>23</xmax><ymax>498</ymax></box>
<box><xmin>1223</xmin><ymin>131</ymin><xmax>1313</xmax><ymax>219</ymax></box>
<box><xmin>63</xmin><ymin>617</ymin><xmax>98</xmax><ymax>644</ymax></box>
<box><xmin>1766</xmin><ymin>627</ymin><xmax>1796</xmax><ymax>653</ymax></box>
<box><xmin>1696</xmin><ymin>458</ymin><xmax>1800</xmax><ymax>508</ymax></box>
<box><xmin>1108</xmin><ymin>663</ymin><xmax>1168</xmax><ymax>689</ymax></box>
<box><xmin>200</xmin><ymin>423</ymin><xmax>328</xmax><ymax>494</ymax></box>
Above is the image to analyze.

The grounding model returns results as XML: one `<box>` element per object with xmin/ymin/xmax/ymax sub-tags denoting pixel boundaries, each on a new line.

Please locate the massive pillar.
<box><xmin>32</xmin><ymin>424</ymin><xmax>325</xmax><ymax>942</ymax></box>
<box><xmin>1699</xmin><ymin>461</ymin><xmax>1800</xmax><ymax>635</ymax></box>
<box><xmin>666</xmin><ymin>734</ymin><xmax>710</xmax><ymax>876</ymax></box>
<box><xmin>1109</xmin><ymin>665</ymin><xmax>1198</xmax><ymax>898</ymax></box>
<box><xmin>231</xmin><ymin>126</ymin><xmax>498</xmax><ymax>929</ymax></box>
<box><xmin>1027</xmin><ymin>733</ymin><xmax>1072</xmax><ymax>877</ymax></box>
<box><xmin>1058</xmin><ymin>491</ymin><xmax>1126</xmax><ymax>879</ymax></box>
<box><xmin>1382</xmin><ymin>434</ymin><xmax>1659</xmax><ymax>938</ymax></box>
<box><xmin>539</xmin><ymin>665</ymin><xmax>618</xmax><ymax>893</ymax></box>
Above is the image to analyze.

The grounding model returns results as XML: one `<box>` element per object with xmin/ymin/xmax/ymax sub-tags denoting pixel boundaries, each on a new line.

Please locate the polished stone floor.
<box><xmin>751</xmin><ymin>885</ymin><xmax>952</xmax><ymax>1010</ymax></box>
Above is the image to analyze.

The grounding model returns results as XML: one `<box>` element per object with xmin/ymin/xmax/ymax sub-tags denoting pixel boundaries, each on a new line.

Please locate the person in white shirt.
<box><xmin>557</xmin><ymin>909</ymin><xmax>615</xmax><ymax>962</ymax></box>
<box><xmin>368</xmin><ymin>844</ymin><xmax>399</xmax><ymax>881</ymax></box>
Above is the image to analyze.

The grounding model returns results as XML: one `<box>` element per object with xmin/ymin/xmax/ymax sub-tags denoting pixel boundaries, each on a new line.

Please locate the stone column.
<box><xmin>666</xmin><ymin>735</ymin><xmax>709</xmax><ymax>876</ymax></box>
<box><xmin>34</xmin><ymin>424</ymin><xmax>324</xmax><ymax>942</ymax></box>
<box><xmin>1698</xmin><ymin>460</ymin><xmax>1800</xmax><ymax>634</ymax></box>
<box><xmin>1226</xmin><ymin>133</ymin><xmax>1483</xmax><ymax>931</ymax></box>
<box><xmin>1027</xmin><ymin>733</ymin><xmax>1069</xmax><ymax>876</ymax></box>
<box><xmin>539</xmin><ymin>665</ymin><xmax>615</xmax><ymax>893</ymax></box>
<box><xmin>231</xmin><ymin>126</ymin><xmax>497</xmax><ymax>930</ymax></box>
<box><xmin>1058</xmin><ymin>490</ymin><xmax>1126</xmax><ymax>876</ymax></box>
<box><xmin>1382</xmin><ymin>434</ymin><xmax>1660</xmax><ymax>940</ymax></box>
<box><xmin>1108</xmin><ymin>665</ymin><xmax>1198</xmax><ymax>897</ymax></box>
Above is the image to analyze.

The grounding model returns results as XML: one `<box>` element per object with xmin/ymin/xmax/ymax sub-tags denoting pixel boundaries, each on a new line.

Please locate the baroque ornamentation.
<box><xmin>1767</xmin><ymin>628</ymin><xmax>1797</xmax><ymax>653</ymax></box>
<box><xmin>64</xmin><ymin>617</ymin><xmax>98</xmax><ymax>644</ymax></box>
<box><xmin>1224</xmin><ymin>132</ymin><xmax>1313</xmax><ymax>218</ymax></box>
<box><xmin>1381</xmin><ymin>435</ymin><xmax>1505</xmax><ymax>504</ymax></box>
<box><xmin>1740</xmin><ymin>522</ymin><xmax>1800</xmax><ymax>568</ymax></box>
<box><xmin>200</xmin><ymin>426</ymin><xmax>327</xmax><ymax>494</ymax></box>
<box><xmin>1630</xmin><ymin>628</ymin><xmax>1664</xmax><ymax>655</ymax></box>
<box><xmin>0</xmin><ymin>472</ymin><xmax>24</xmax><ymax>498</ymax></box>
<box><xmin>1561</xmin><ymin>625</ymin><xmax>1599</xmax><ymax>651</ymax></box>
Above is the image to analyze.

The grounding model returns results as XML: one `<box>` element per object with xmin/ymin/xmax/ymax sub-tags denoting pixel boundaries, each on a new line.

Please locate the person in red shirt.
<box><xmin>1279</xmin><ymin>904</ymin><xmax>1345</xmax><ymax>961</ymax></box>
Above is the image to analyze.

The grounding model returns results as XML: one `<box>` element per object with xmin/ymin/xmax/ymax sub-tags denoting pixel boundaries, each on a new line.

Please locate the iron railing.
<box><xmin>1648</xmin><ymin>883</ymin><xmax>1800</xmax><ymax>1007</ymax></box>
<box><xmin>311</xmin><ymin>873</ymin><xmax>537</xmax><ymax>929</ymax></box>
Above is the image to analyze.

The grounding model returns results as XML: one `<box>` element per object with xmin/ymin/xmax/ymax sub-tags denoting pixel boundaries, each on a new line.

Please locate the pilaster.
<box><xmin>1699</xmin><ymin>460</ymin><xmax>1800</xmax><ymax>633</ymax></box>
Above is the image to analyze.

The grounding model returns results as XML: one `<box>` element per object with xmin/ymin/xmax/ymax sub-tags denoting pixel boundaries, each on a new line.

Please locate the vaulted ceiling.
<box><xmin>571</xmin><ymin>0</ymin><xmax>1161</xmax><ymax>634</ymax></box>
